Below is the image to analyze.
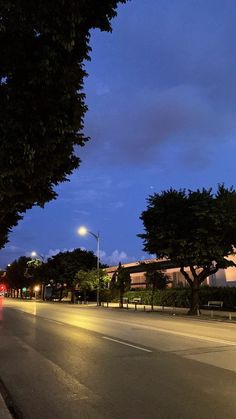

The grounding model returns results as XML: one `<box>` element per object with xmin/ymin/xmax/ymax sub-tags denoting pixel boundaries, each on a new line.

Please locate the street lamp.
<box><xmin>31</xmin><ymin>252</ymin><xmax>45</xmax><ymax>300</ymax></box>
<box><xmin>78</xmin><ymin>226</ymin><xmax>100</xmax><ymax>306</ymax></box>
<box><xmin>31</xmin><ymin>251</ymin><xmax>44</xmax><ymax>261</ymax></box>
<box><xmin>34</xmin><ymin>285</ymin><xmax>40</xmax><ymax>300</ymax></box>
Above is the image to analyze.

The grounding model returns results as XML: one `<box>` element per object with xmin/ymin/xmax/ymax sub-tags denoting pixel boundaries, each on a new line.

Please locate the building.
<box><xmin>105</xmin><ymin>256</ymin><xmax>236</xmax><ymax>289</ymax></box>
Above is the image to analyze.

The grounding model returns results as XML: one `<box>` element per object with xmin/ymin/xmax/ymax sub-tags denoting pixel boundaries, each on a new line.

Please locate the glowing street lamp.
<box><xmin>31</xmin><ymin>252</ymin><xmax>45</xmax><ymax>300</ymax></box>
<box><xmin>34</xmin><ymin>285</ymin><xmax>40</xmax><ymax>300</ymax></box>
<box><xmin>78</xmin><ymin>226</ymin><xmax>100</xmax><ymax>306</ymax></box>
<box><xmin>78</xmin><ymin>226</ymin><xmax>88</xmax><ymax>236</ymax></box>
<box><xmin>31</xmin><ymin>251</ymin><xmax>44</xmax><ymax>261</ymax></box>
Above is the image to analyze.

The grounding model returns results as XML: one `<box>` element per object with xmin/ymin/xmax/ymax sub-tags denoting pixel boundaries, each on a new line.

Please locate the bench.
<box><xmin>207</xmin><ymin>300</ymin><xmax>223</xmax><ymax>309</ymax></box>
<box><xmin>130</xmin><ymin>297</ymin><xmax>142</xmax><ymax>304</ymax></box>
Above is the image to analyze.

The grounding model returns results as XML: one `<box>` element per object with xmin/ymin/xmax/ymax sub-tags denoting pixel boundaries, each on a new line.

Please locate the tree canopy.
<box><xmin>38</xmin><ymin>248</ymin><xmax>99</xmax><ymax>287</ymax></box>
<box><xmin>6</xmin><ymin>256</ymin><xmax>32</xmax><ymax>291</ymax></box>
<box><xmin>75</xmin><ymin>268</ymin><xmax>109</xmax><ymax>300</ymax></box>
<box><xmin>139</xmin><ymin>185</ymin><xmax>236</xmax><ymax>314</ymax></box>
<box><xmin>0</xmin><ymin>0</ymin><xmax>127</xmax><ymax>248</ymax></box>
<box><xmin>110</xmin><ymin>262</ymin><xmax>131</xmax><ymax>307</ymax></box>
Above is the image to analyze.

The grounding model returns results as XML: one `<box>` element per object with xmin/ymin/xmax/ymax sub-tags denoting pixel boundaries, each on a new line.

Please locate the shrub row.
<box><xmin>122</xmin><ymin>287</ymin><xmax>236</xmax><ymax>310</ymax></box>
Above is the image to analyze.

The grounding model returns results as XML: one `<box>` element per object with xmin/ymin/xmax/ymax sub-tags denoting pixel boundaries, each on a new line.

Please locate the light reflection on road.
<box><xmin>0</xmin><ymin>296</ymin><xmax>3</xmax><ymax>321</ymax></box>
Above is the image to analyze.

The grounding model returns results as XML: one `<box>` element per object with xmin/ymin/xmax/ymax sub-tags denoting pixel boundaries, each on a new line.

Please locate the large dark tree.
<box><xmin>6</xmin><ymin>256</ymin><xmax>32</xmax><ymax>296</ymax></box>
<box><xmin>110</xmin><ymin>262</ymin><xmax>131</xmax><ymax>308</ymax></box>
<box><xmin>139</xmin><ymin>185</ymin><xmax>236</xmax><ymax>315</ymax></box>
<box><xmin>44</xmin><ymin>248</ymin><xmax>98</xmax><ymax>283</ymax></box>
<box><xmin>40</xmin><ymin>248</ymin><xmax>99</xmax><ymax>301</ymax></box>
<box><xmin>0</xmin><ymin>0</ymin><xmax>127</xmax><ymax>248</ymax></box>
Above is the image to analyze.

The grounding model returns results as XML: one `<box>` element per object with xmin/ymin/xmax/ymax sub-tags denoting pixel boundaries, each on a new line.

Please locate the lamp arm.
<box><xmin>88</xmin><ymin>231</ymin><xmax>99</xmax><ymax>241</ymax></box>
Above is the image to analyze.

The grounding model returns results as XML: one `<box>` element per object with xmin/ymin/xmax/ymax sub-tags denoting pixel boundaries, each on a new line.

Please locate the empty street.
<box><xmin>1</xmin><ymin>299</ymin><xmax>236</xmax><ymax>419</ymax></box>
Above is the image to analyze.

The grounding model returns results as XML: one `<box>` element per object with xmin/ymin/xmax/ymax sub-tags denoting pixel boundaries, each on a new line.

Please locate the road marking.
<box><xmin>158</xmin><ymin>331</ymin><xmax>236</xmax><ymax>347</ymax></box>
<box><xmin>102</xmin><ymin>336</ymin><xmax>152</xmax><ymax>352</ymax></box>
<box><xmin>101</xmin><ymin>319</ymin><xmax>236</xmax><ymax>347</ymax></box>
<box><xmin>45</xmin><ymin>318</ymin><xmax>65</xmax><ymax>325</ymax></box>
<box><xmin>131</xmin><ymin>325</ymin><xmax>236</xmax><ymax>347</ymax></box>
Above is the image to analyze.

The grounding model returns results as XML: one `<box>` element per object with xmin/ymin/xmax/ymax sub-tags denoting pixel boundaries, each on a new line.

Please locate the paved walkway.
<box><xmin>100</xmin><ymin>301</ymin><xmax>236</xmax><ymax>321</ymax></box>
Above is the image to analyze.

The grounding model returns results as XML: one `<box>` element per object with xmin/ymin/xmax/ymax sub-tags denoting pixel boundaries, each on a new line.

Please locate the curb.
<box><xmin>0</xmin><ymin>393</ymin><xmax>12</xmax><ymax>419</ymax></box>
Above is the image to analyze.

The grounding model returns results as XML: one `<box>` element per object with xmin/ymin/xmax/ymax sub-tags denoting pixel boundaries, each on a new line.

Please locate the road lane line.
<box><xmin>101</xmin><ymin>319</ymin><xmax>236</xmax><ymax>347</ymax></box>
<box><xmin>44</xmin><ymin>318</ymin><xmax>65</xmax><ymax>325</ymax></box>
<box><xmin>132</xmin><ymin>326</ymin><xmax>236</xmax><ymax>347</ymax></box>
<box><xmin>102</xmin><ymin>336</ymin><xmax>152</xmax><ymax>352</ymax></box>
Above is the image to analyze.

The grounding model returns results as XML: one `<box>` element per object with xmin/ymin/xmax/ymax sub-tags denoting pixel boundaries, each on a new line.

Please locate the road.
<box><xmin>0</xmin><ymin>298</ymin><xmax>236</xmax><ymax>419</ymax></box>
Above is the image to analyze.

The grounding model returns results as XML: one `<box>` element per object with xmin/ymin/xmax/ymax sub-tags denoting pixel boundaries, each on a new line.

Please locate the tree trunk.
<box><xmin>188</xmin><ymin>280</ymin><xmax>200</xmax><ymax>315</ymax></box>
<box><xmin>71</xmin><ymin>288</ymin><xmax>75</xmax><ymax>304</ymax></box>
<box><xmin>59</xmin><ymin>285</ymin><xmax>63</xmax><ymax>301</ymax></box>
<box><xmin>119</xmin><ymin>290</ymin><xmax>123</xmax><ymax>308</ymax></box>
<box><xmin>151</xmin><ymin>287</ymin><xmax>154</xmax><ymax>311</ymax></box>
<box><xmin>41</xmin><ymin>283</ymin><xmax>45</xmax><ymax>300</ymax></box>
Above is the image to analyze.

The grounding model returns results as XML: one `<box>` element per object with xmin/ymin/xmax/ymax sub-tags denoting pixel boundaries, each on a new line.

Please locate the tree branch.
<box><xmin>180</xmin><ymin>266</ymin><xmax>193</xmax><ymax>287</ymax></box>
<box><xmin>189</xmin><ymin>265</ymin><xmax>197</xmax><ymax>280</ymax></box>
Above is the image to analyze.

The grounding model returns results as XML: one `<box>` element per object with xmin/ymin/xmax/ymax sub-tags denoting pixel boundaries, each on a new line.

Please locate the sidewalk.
<box><xmin>100</xmin><ymin>302</ymin><xmax>236</xmax><ymax>322</ymax></box>
<box><xmin>0</xmin><ymin>393</ymin><xmax>11</xmax><ymax>419</ymax></box>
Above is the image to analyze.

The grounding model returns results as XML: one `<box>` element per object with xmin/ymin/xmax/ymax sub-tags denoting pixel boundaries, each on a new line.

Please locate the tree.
<box><xmin>6</xmin><ymin>256</ymin><xmax>32</xmax><ymax>297</ymax></box>
<box><xmin>145</xmin><ymin>269</ymin><xmax>169</xmax><ymax>311</ymax></box>
<box><xmin>41</xmin><ymin>248</ymin><xmax>99</xmax><ymax>301</ymax></box>
<box><xmin>0</xmin><ymin>0</ymin><xmax>127</xmax><ymax>247</ymax></box>
<box><xmin>110</xmin><ymin>262</ymin><xmax>131</xmax><ymax>308</ymax></box>
<box><xmin>75</xmin><ymin>268</ymin><xmax>109</xmax><ymax>302</ymax></box>
<box><xmin>139</xmin><ymin>185</ymin><xmax>236</xmax><ymax>315</ymax></box>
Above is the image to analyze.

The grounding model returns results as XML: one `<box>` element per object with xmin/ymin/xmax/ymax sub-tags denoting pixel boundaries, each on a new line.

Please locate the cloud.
<box><xmin>73</xmin><ymin>210</ymin><xmax>90</xmax><ymax>216</ymax></box>
<box><xmin>45</xmin><ymin>248</ymin><xmax>75</xmax><ymax>259</ymax></box>
<box><xmin>110</xmin><ymin>201</ymin><xmax>124</xmax><ymax>209</ymax></box>
<box><xmin>3</xmin><ymin>245</ymin><xmax>25</xmax><ymax>253</ymax></box>
<box><xmin>58</xmin><ymin>174</ymin><xmax>113</xmax><ymax>206</ymax></box>
<box><xmin>82</xmin><ymin>0</ymin><xmax>236</xmax><ymax>168</ymax></box>
<box><xmin>100</xmin><ymin>249</ymin><xmax>135</xmax><ymax>266</ymax></box>
<box><xmin>85</xmin><ymin>84</ymin><xmax>233</xmax><ymax>166</ymax></box>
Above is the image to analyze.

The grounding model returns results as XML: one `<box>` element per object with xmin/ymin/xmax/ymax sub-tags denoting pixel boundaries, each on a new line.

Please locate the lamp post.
<box><xmin>78</xmin><ymin>226</ymin><xmax>100</xmax><ymax>306</ymax></box>
<box><xmin>34</xmin><ymin>285</ymin><xmax>40</xmax><ymax>300</ymax></box>
<box><xmin>31</xmin><ymin>251</ymin><xmax>45</xmax><ymax>300</ymax></box>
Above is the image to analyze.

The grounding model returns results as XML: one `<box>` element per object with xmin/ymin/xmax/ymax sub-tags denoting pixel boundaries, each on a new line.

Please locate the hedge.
<box><xmin>123</xmin><ymin>287</ymin><xmax>236</xmax><ymax>310</ymax></box>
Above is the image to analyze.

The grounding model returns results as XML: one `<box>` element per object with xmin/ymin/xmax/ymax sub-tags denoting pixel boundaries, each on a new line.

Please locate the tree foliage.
<box><xmin>40</xmin><ymin>248</ymin><xmax>99</xmax><ymax>288</ymax></box>
<box><xmin>75</xmin><ymin>268</ymin><xmax>109</xmax><ymax>300</ymax></box>
<box><xmin>139</xmin><ymin>185</ymin><xmax>236</xmax><ymax>314</ymax></box>
<box><xmin>0</xmin><ymin>0</ymin><xmax>127</xmax><ymax>247</ymax></box>
<box><xmin>110</xmin><ymin>262</ymin><xmax>131</xmax><ymax>307</ymax></box>
<box><xmin>145</xmin><ymin>270</ymin><xmax>168</xmax><ymax>290</ymax></box>
<box><xmin>6</xmin><ymin>256</ymin><xmax>32</xmax><ymax>291</ymax></box>
<box><xmin>145</xmin><ymin>269</ymin><xmax>169</xmax><ymax>310</ymax></box>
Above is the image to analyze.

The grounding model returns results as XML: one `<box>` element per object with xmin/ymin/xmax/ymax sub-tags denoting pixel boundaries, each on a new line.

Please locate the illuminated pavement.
<box><xmin>1</xmin><ymin>298</ymin><xmax>236</xmax><ymax>418</ymax></box>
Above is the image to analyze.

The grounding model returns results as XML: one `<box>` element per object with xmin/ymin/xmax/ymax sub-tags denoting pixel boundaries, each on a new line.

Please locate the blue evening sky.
<box><xmin>1</xmin><ymin>0</ymin><xmax>236</xmax><ymax>268</ymax></box>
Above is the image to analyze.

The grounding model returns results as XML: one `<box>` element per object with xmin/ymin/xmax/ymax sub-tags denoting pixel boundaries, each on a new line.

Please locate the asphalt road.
<box><xmin>1</xmin><ymin>298</ymin><xmax>236</xmax><ymax>419</ymax></box>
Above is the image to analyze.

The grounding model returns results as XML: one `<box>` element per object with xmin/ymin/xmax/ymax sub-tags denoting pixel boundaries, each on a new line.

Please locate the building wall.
<box><xmin>105</xmin><ymin>257</ymin><xmax>236</xmax><ymax>289</ymax></box>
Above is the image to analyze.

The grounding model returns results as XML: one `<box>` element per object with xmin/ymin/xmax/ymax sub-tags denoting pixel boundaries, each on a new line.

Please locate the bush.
<box><xmin>124</xmin><ymin>287</ymin><xmax>236</xmax><ymax>310</ymax></box>
<box><xmin>99</xmin><ymin>289</ymin><xmax>113</xmax><ymax>302</ymax></box>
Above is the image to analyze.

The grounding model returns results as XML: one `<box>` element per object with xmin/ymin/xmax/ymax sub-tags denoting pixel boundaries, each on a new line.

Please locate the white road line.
<box><xmin>102</xmin><ymin>336</ymin><xmax>152</xmax><ymax>352</ymax></box>
<box><xmin>45</xmin><ymin>319</ymin><xmax>65</xmax><ymax>325</ymax></box>
<box><xmin>102</xmin><ymin>319</ymin><xmax>236</xmax><ymax>347</ymax></box>
<box><xmin>154</xmin><ymin>330</ymin><xmax>236</xmax><ymax>347</ymax></box>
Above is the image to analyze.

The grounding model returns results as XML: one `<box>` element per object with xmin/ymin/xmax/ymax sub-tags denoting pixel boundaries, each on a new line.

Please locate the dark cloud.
<box><xmin>82</xmin><ymin>0</ymin><xmax>236</xmax><ymax>166</ymax></box>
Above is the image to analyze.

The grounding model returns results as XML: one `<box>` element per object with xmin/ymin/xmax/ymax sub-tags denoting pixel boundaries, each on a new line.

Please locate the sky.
<box><xmin>1</xmin><ymin>0</ymin><xmax>236</xmax><ymax>269</ymax></box>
